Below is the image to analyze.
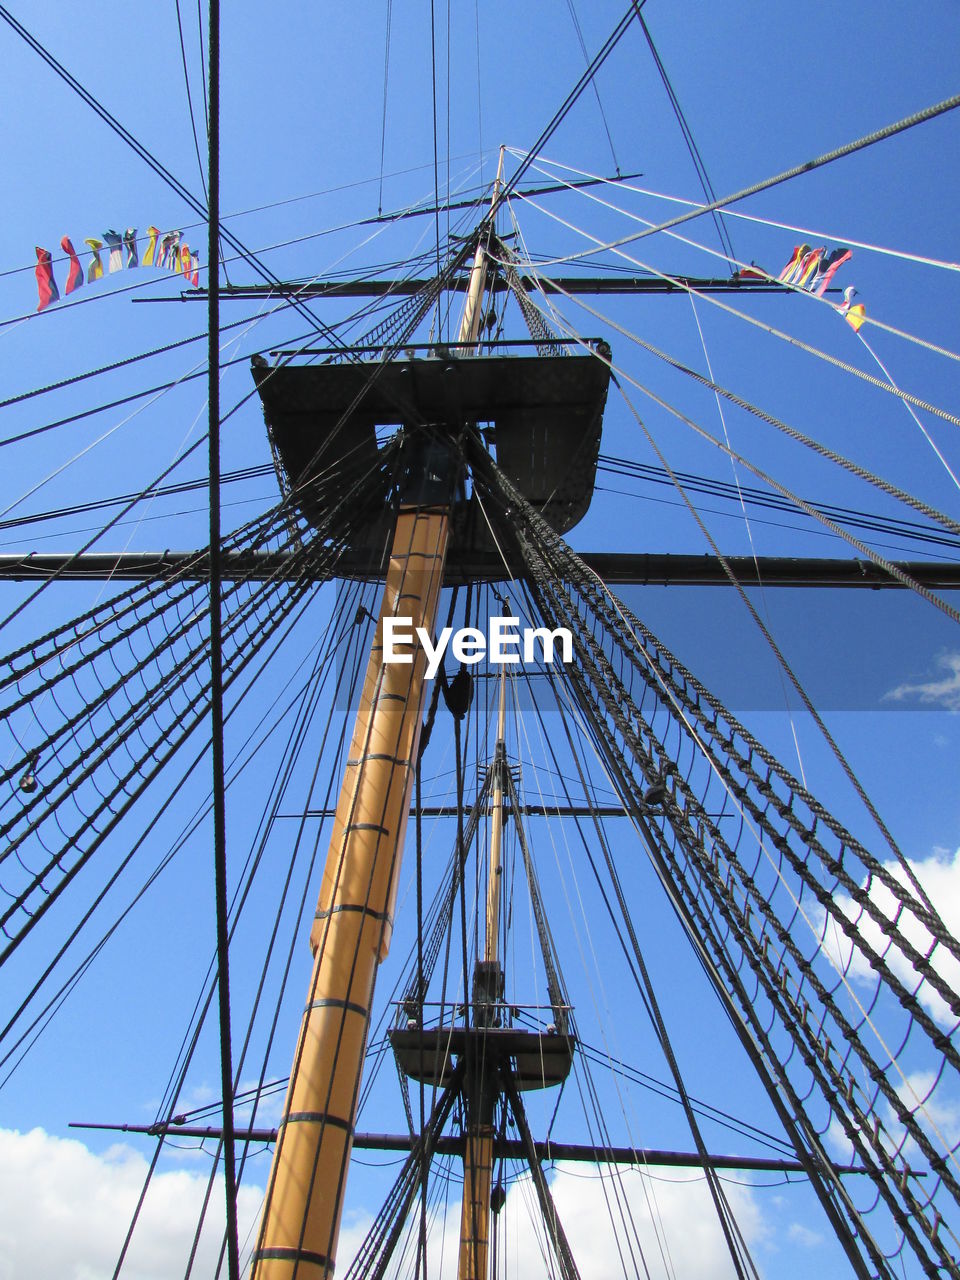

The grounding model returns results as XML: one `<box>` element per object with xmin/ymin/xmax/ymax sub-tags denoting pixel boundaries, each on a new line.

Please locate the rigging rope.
<box><xmin>514</xmin><ymin>90</ymin><xmax>960</xmax><ymax>262</ymax></box>
<box><xmin>501</xmin><ymin>267</ymin><xmax>960</xmax><ymax>626</ymax></box>
<box><xmin>469</xmin><ymin>438</ymin><xmax>960</xmax><ymax>1278</ymax></box>
<box><xmin>378</xmin><ymin>0</ymin><xmax>394</xmax><ymax>217</ymax></box>
<box><xmin>633</xmin><ymin>8</ymin><xmax>735</xmax><ymax>265</ymax></box>
<box><xmin>597</xmin><ymin>454</ymin><xmax>960</xmax><ymax>552</ymax></box>
<box><xmin>175</xmin><ymin>0</ymin><xmax>208</xmax><ymax>201</ymax></box>
<box><xmin>512</xmin><ymin>157</ymin><xmax>960</xmax><ymax>368</ymax></box>
<box><xmin>564</xmin><ymin>0</ymin><xmax>621</xmax><ymax>177</ymax></box>
<box><xmin>854</xmin><ymin>329</ymin><xmax>960</xmax><ymax>491</ymax></box>
<box><xmin>204</xmin><ymin>8</ymin><xmax>241</xmax><ymax>1267</ymax></box>
<box><xmin>510</xmin><ymin>196</ymin><xmax>960</xmax><ymax>431</ymax></box>
<box><xmin>496</xmin><ymin>0</ymin><xmax>643</xmax><ymax>203</ymax></box>
<box><xmin>609</xmin><ymin>373</ymin><xmax>947</xmax><ymax>912</ymax></box>
<box><xmin>534</xmin><ymin>161</ymin><xmax>960</xmax><ymax>275</ymax></box>
<box><xmin>0</xmin><ymin>444</ymin><xmax>397</xmax><ymax>960</ymax></box>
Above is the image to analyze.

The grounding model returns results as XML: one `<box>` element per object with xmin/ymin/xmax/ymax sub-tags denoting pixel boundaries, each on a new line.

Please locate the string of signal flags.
<box><xmin>776</xmin><ymin>242</ymin><xmax>866</xmax><ymax>332</ymax></box>
<box><xmin>32</xmin><ymin>226</ymin><xmax>866</xmax><ymax>334</ymax></box>
<box><xmin>34</xmin><ymin>227</ymin><xmax>200</xmax><ymax>311</ymax></box>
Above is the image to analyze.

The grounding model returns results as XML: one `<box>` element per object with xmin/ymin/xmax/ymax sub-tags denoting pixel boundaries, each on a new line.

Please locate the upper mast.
<box><xmin>459</xmin><ymin>146</ymin><xmax>505</xmax><ymax>351</ymax></box>
<box><xmin>457</xmin><ymin>662</ymin><xmax>507</xmax><ymax>1280</ymax></box>
<box><xmin>249</xmin><ymin>168</ymin><xmax>504</xmax><ymax>1280</ymax></box>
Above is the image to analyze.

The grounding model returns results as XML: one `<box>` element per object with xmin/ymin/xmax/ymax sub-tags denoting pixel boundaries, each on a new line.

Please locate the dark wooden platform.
<box><xmin>252</xmin><ymin>350</ymin><xmax>611</xmax><ymax>558</ymax></box>
<box><xmin>389</xmin><ymin>1024</ymin><xmax>576</xmax><ymax>1091</ymax></box>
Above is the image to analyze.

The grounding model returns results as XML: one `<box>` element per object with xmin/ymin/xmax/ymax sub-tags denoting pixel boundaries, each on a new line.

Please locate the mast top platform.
<box><xmin>389</xmin><ymin>1022</ymin><xmax>576</xmax><ymax>1092</ymax></box>
<box><xmin>252</xmin><ymin>344</ymin><xmax>612</xmax><ymax>579</ymax></box>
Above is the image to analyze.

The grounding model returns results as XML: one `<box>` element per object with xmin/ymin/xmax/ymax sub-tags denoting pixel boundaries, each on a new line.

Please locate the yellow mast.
<box><xmin>452</xmin><ymin>149</ymin><xmax>507</xmax><ymax>1280</ymax></box>
<box><xmin>459</xmin><ymin>146</ymin><xmax>505</xmax><ymax>351</ymax></box>
<box><xmin>457</xmin><ymin>665</ymin><xmax>508</xmax><ymax>1280</ymax></box>
<box><xmin>250</xmin><ymin>490</ymin><xmax>452</xmax><ymax>1280</ymax></box>
<box><xmin>250</xmin><ymin>159</ymin><xmax>502</xmax><ymax>1280</ymax></box>
<box><xmin>484</xmin><ymin>666</ymin><xmax>508</xmax><ymax>967</ymax></box>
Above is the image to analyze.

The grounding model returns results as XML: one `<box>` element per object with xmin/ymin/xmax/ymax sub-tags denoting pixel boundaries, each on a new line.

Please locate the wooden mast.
<box><xmin>453</xmin><ymin>151</ymin><xmax>506</xmax><ymax>1280</ymax></box>
<box><xmin>249</xmin><ymin>472</ymin><xmax>453</xmax><ymax>1280</ymax></box>
<box><xmin>483</xmin><ymin>663</ymin><xmax>508</xmax><ymax>970</ymax></box>
<box><xmin>250</xmin><ymin>167</ymin><xmax>501</xmax><ymax>1280</ymax></box>
<box><xmin>457</xmin><ymin>666</ymin><xmax>508</xmax><ymax>1280</ymax></box>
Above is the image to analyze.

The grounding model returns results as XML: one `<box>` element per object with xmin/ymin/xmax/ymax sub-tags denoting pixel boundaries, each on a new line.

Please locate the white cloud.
<box><xmin>406</xmin><ymin>1164</ymin><xmax>769</xmax><ymax>1280</ymax></box>
<box><xmin>0</xmin><ymin>1127</ymin><xmax>266</xmax><ymax>1280</ymax></box>
<box><xmin>884</xmin><ymin>652</ymin><xmax>960</xmax><ymax>713</ymax></box>
<box><xmin>819</xmin><ymin>847</ymin><xmax>960</xmax><ymax>1028</ymax></box>
<box><xmin>0</xmin><ymin>1131</ymin><xmax>771</xmax><ymax>1280</ymax></box>
<box><xmin>885</xmin><ymin>1069</ymin><xmax>960</xmax><ymax>1164</ymax></box>
<box><xmin>536</xmin><ymin>1166</ymin><xmax>768</xmax><ymax>1278</ymax></box>
<box><xmin>824</xmin><ymin>1068</ymin><xmax>960</xmax><ymax>1179</ymax></box>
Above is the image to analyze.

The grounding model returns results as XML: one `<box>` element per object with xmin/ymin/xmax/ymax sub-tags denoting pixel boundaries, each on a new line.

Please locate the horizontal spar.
<box><xmin>170</xmin><ymin>275</ymin><xmax>793</xmax><ymax>300</ymax></box>
<box><xmin>279</xmin><ymin>805</ymin><xmax>635</xmax><ymax>819</ymax></box>
<box><xmin>3</xmin><ymin>552</ymin><xmax>960</xmax><ymax>588</ymax></box>
<box><xmin>69</xmin><ymin>1121</ymin><xmax>876</xmax><ymax>1175</ymax></box>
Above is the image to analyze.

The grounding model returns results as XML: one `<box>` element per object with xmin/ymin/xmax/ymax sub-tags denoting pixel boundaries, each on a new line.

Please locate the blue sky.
<box><xmin>0</xmin><ymin>2</ymin><xmax>959</xmax><ymax>1277</ymax></box>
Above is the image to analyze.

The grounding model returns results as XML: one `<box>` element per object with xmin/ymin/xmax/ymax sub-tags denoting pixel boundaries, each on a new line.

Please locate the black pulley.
<box><xmin>442</xmin><ymin>667</ymin><xmax>474</xmax><ymax>720</ymax></box>
<box><xmin>19</xmin><ymin>755</ymin><xmax>38</xmax><ymax>794</ymax></box>
<box><xmin>643</xmin><ymin>781</ymin><xmax>668</xmax><ymax>809</ymax></box>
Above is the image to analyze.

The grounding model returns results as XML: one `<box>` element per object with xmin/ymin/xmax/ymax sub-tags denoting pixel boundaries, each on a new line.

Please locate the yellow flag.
<box><xmin>845</xmin><ymin>303</ymin><xmax>866</xmax><ymax>333</ymax></box>
<box><xmin>84</xmin><ymin>238</ymin><xmax>104</xmax><ymax>283</ymax></box>
<box><xmin>143</xmin><ymin>226</ymin><xmax>160</xmax><ymax>267</ymax></box>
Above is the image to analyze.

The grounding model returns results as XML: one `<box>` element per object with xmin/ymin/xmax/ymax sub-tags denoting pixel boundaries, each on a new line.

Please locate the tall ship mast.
<box><xmin>0</xmin><ymin>6</ymin><xmax>959</xmax><ymax>1280</ymax></box>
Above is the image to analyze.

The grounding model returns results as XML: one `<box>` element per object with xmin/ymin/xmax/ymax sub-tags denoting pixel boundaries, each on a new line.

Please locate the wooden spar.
<box><xmin>483</xmin><ymin>668</ymin><xmax>508</xmax><ymax>966</ymax></box>
<box><xmin>452</xmin><ymin>153</ymin><xmax>507</xmax><ymax>1280</ymax></box>
<box><xmin>249</xmin><ymin>499</ymin><xmax>452</xmax><ymax>1280</ymax></box>
<box><xmin>250</xmin><ymin>166</ymin><xmax>501</xmax><ymax>1279</ymax></box>
<box><xmin>457</xmin><ymin>667</ymin><xmax>508</xmax><ymax>1280</ymax></box>
<box><xmin>8</xmin><ymin>553</ymin><xmax>960</xmax><ymax>589</ymax></box>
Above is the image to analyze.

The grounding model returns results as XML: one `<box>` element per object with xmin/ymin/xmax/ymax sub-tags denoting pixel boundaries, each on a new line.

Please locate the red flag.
<box><xmin>60</xmin><ymin>236</ymin><xmax>84</xmax><ymax>294</ymax></box>
<box><xmin>35</xmin><ymin>247</ymin><xmax>59</xmax><ymax>311</ymax></box>
<box><xmin>794</xmin><ymin>246</ymin><xmax>823</xmax><ymax>288</ymax></box>
<box><xmin>813</xmin><ymin>248</ymin><xmax>852</xmax><ymax>297</ymax></box>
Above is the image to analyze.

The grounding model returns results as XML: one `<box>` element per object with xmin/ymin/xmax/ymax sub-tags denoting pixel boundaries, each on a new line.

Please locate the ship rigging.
<box><xmin>1</xmin><ymin>4</ymin><xmax>959</xmax><ymax>1280</ymax></box>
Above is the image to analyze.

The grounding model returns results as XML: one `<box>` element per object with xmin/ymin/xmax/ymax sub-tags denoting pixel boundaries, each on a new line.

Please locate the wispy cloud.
<box><xmin>885</xmin><ymin>652</ymin><xmax>960</xmax><ymax>713</ymax></box>
<box><xmin>788</xmin><ymin>1222</ymin><xmax>824</xmax><ymax>1247</ymax></box>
